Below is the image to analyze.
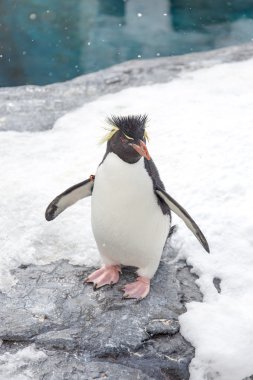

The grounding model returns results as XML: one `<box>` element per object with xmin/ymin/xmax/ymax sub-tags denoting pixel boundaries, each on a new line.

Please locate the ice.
<box><xmin>1</xmin><ymin>58</ymin><xmax>253</xmax><ymax>379</ymax></box>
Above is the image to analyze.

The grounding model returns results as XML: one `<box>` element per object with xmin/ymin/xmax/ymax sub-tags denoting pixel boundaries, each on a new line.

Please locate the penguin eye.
<box><xmin>123</xmin><ymin>133</ymin><xmax>134</xmax><ymax>141</ymax></box>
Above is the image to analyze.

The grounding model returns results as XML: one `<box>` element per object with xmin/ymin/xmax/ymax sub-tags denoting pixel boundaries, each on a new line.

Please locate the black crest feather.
<box><xmin>107</xmin><ymin>115</ymin><xmax>148</xmax><ymax>133</ymax></box>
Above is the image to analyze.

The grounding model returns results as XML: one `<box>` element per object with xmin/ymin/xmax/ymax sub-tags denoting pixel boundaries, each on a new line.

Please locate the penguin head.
<box><xmin>101</xmin><ymin>115</ymin><xmax>151</xmax><ymax>164</ymax></box>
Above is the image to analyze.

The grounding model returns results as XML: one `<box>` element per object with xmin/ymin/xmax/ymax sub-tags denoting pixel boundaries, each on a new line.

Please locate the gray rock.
<box><xmin>145</xmin><ymin>319</ymin><xmax>180</xmax><ymax>337</ymax></box>
<box><xmin>1</xmin><ymin>43</ymin><xmax>253</xmax><ymax>132</ymax></box>
<box><xmin>0</xmin><ymin>240</ymin><xmax>202</xmax><ymax>380</ymax></box>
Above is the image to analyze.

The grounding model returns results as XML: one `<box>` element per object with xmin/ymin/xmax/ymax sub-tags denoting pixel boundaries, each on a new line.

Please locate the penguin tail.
<box><xmin>168</xmin><ymin>225</ymin><xmax>178</xmax><ymax>238</ymax></box>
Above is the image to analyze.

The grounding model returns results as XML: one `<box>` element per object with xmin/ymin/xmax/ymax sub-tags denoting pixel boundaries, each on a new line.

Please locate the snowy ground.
<box><xmin>0</xmin><ymin>345</ymin><xmax>47</xmax><ymax>380</ymax></box>
<box><xmin>1</xmin><ymin>58</ymin><xmax>253</xmax><ymax>380</ymax></box>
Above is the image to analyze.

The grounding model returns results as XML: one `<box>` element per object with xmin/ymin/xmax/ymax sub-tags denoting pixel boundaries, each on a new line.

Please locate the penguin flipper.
<box><xmin>156</xmin><ymin>187</ymin><xmax>210</xmax><ymax>253</ymax></box>
<box><xmin>45</xmin><ymin>177</ymin><xmax>94</xmax><ymax>221</ymax></box>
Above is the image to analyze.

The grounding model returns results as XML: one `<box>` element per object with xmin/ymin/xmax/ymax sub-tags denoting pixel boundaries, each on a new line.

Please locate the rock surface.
<box><xmin>0</xmin><ymin>240</ymin><xmax>201</xmax><ymax>379</ymax></box>
<box><xmin>1</xmin><ymin>43</ymin><xmax>253</xmax><ymax>132</ymax></box>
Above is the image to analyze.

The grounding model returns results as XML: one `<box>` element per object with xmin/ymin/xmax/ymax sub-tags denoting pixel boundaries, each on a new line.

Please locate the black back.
<box><xmin>144</xmin><ymin>159</ymin><xmax>171</xmax><ymax>217</ymax></box>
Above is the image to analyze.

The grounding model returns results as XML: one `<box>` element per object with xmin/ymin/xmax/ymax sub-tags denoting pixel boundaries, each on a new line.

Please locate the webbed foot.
<box><xmin>122</xmin><ymin>276</ymin><xmax>150</xmax><ymax>300</ymax></box>
<box><xmin>84</xmin><ymin>265</ymin><xmax>121</xmax><ymax>289</ymax></box>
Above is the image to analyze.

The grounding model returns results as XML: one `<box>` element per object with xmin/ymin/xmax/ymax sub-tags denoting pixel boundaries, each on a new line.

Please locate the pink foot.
<box><xmin>84</xmin><ymin>265</ymin><xmax>121</xmax><ymax>289</ymax></box>
<box><xmin>122</xmin><ymin>277</ymin><xmax>150</xmax><ymax>300</ymax></box>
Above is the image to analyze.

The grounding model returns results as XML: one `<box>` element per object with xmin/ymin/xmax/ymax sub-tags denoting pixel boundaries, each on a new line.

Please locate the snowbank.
<box><xmin>1</xmin><ymin>58</ymin><xmax>253</xmax><ymax>379</ymax></box>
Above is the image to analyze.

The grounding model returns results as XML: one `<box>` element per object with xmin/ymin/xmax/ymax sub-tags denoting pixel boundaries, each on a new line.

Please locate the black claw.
<box><xmin>93</xmin><ymin>283</ymin><xmax>97</xmax><ymax>290</ymax></box>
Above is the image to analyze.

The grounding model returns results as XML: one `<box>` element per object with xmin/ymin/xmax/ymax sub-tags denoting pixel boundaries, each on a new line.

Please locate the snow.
<box><xmin>0</xmin><ymin>345</ymin><xmax>47</xmax><ymax>380</ymax></box>
<box><xmin>1</xmin><ymin>58</ymin><xmax>253</xmax><ymax>379</ymax></box>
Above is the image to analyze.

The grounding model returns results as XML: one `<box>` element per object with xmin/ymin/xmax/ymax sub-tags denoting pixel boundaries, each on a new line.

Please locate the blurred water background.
<box><xmin>0</xmin><ymin>0</ymin><xmax>253</xmax><ymax>86</ymax></box>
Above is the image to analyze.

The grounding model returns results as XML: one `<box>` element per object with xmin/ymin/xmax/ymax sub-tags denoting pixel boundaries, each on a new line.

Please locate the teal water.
<box><xmin>0</xmin><ymin>0</ymin><xmax>253</xmax><ymax>87</ymax></box>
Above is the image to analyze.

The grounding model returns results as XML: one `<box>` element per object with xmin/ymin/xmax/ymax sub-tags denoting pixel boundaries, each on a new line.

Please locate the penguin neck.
<box><xmin>102</xmin><ymin>152</ymin><xmax>144</xmax><ymax>173</ymax></box>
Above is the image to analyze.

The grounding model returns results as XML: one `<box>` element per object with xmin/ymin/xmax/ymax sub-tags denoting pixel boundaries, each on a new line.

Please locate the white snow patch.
<box><xmin>0</xmin><ymin>345</ymin><xmax>47</xmax><ymax>380</ymax></box>
<box><xmin>1</xmin><ymin>58</ymin><xmax>253</xmax><ymax>379</ymax></box>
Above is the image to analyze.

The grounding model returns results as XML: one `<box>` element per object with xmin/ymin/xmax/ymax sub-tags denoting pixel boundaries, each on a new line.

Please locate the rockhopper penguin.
<box><xmin>45</xmin><ymin>115</ymin><xmax>209</xmax><ymax>299</ymax></box>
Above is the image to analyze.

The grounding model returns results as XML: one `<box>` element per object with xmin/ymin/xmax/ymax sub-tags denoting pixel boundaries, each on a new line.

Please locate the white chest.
<box><xmin>91</xmin><ymin>153</ymin><xmax>169</xmax><ymax>274</ymax></box>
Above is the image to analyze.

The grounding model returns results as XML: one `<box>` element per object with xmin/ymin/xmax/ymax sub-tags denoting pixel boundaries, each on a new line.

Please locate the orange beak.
<box><xmin>130</xmin><ymin>140</ymin><xmax>151</xmax><ymax>160</ymax></box>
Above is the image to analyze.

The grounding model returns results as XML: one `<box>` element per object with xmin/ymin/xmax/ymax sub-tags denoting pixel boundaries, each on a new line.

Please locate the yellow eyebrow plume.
<box><xmin>99</xmin><ymin>126</ymin><xmax>119</xmax><ymax>144</ymax></box>
<box><xmin>144</xmin><ymin>130</ymin><xmax>150</xmax><ymax>142</ymax></box>
<box><xmin>123</xmin><ymin>133</ymin><xmax>134</xmax><ymax>140</ymax></box>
